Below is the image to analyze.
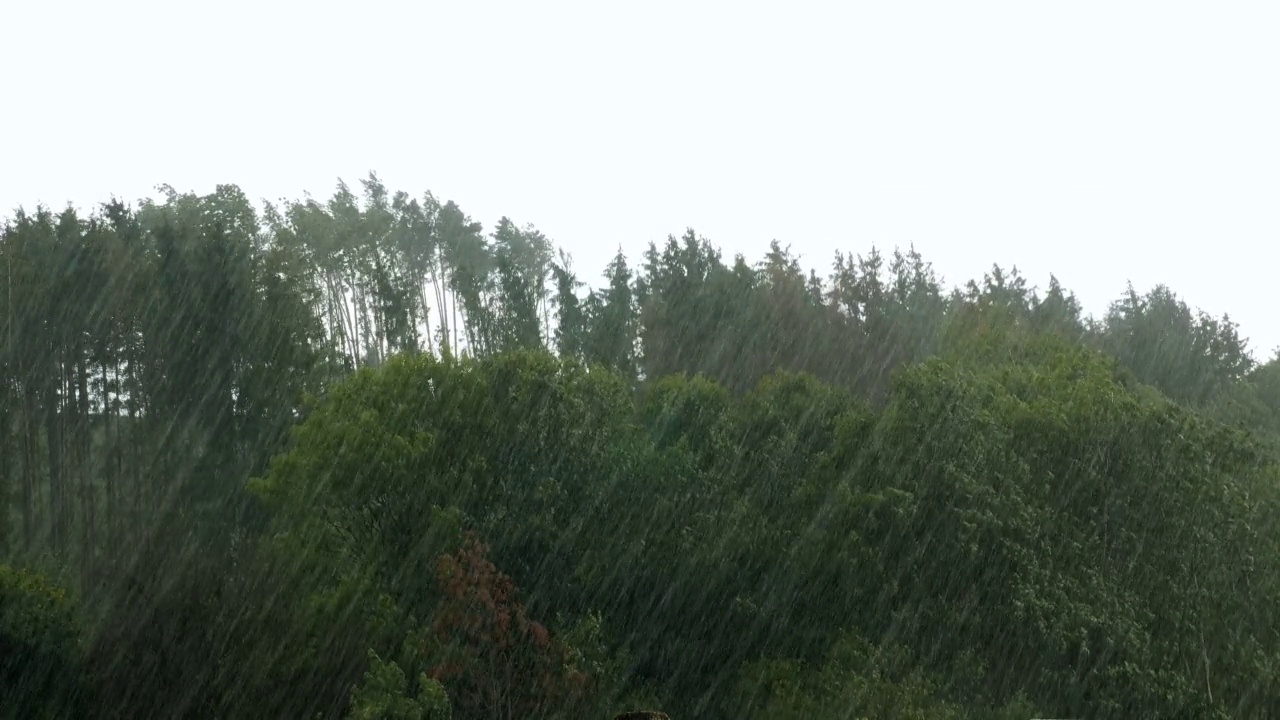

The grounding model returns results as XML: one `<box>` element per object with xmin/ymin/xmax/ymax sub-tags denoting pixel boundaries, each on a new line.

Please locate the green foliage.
<box><xmin>737</xmin><ymin>630</ymin><xmax>1036</xmax><ymax>720</ymax></box>
<box><xmin>1102</xmin><ymin>283</ymin><xmax>1253</xmax><ymax>407</ymax></box>
<box><xmin>583</xmin><ymin>248</ymin><xmax>639</xmax><ymax>379</ymax></box>
<box><xmin>261</xmin><ymin>340</ymin><xmax>1280</xmax><ymax>717</ymax></box>
<box><xmin>6</xmin><ymin>176</ymin><xmax>1280</xmax><ymax>719</ymax></box>
<box><xmin>862</xmin><ymin>343</ymin><xmax>1278</xmax><ymax>717</ymax></box>
<box><xmin>82</xmin><ymin>519</ymin><xmax>390</xmax><ymax>718</ymax></box>
<box><xmin>0</xmin><ymin>564</ymin><xmax>88</xmax><ymax>719</ymax></box>
<box><xmin>347</xmin><ymin>649</ymin><xmax>452</xmax><ymax>720</ymax></box>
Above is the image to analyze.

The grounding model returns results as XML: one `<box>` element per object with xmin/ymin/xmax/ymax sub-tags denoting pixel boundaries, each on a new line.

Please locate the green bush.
<box><xmin>0</xmin><ymin>564</ymin><xmax>89</xmax><ymax>719</ymax></box>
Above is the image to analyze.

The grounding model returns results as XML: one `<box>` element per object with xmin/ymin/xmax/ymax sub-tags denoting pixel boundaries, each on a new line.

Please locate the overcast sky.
<box><xmin>3</xmin><ymin>1</ymin><xmax>1277</xmax><ymax>356</ymax></box>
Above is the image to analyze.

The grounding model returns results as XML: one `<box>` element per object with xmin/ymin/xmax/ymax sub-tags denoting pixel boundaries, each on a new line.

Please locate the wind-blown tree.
<box><xmin>437</xmin><ymin>201</ymin><xmax>494</xmax><ymax>357</ymax></box>
<box><xmin>1029</xmin><ymin>274</ymin><xmax>1087</xmax><ymax>341</ymax></box>
<box><xmin>635</xmin><ymin>229</ymin><xmax>731</xmax><ymax>383</ymax></box>
<box><xmin>7</xmin><ymin>172</ymin><xmax>1280</xmax><ymax>720</ymax></box>
<box><xmin>828</xmin><ymin>246</ymin><xmax>890</xmax><ymax>390</ymax></box>
<box><xmin>356</xmin><ymin>173</ymin><xmax>421</xmax><ymax>363</ymax></box>
<box><xmin>1102</xmin><ymin>283</ymin><xmax>1254</xmax><ymax>407</ymax></box>
<box><xmin>282</xmin><ymin>193</ymin><xmax>358</xmax><ymax>368</ymax></box>
<box><xmin>127</xmin><ymin>184</ymin><xmax>322</xmax><ymax>528</ymax></box>
<box><xmin>0</xmin><ymin>240</ymin><xmax>10</xmax><ymax>554</ymax></box>
<box><xmin>1</xmin><ymin>204</ymin><xmax>129</xmax><ymax>567</ymax></box>
<box><xmin>1209</xmin><ymin>351</ymin><xmax>1280</xmax><ymax>449</ymax></box>
<box><xmin>938</xmin><ymin>264</ymin><xmax>1036</xmax><ymax>357</ymax></box>
<box><xmin>249</xmin><ymin>350</ymin><xmax>662</xmax><ymax>714</ymax></box>
<box><xmin>388</xmin><ymin>187</ymin><xmax>442</xmax><ymax>354</ymax></box>
<box><xmin>325</xmin><ymin>181</ymin><xmax>376</xmax><ymax>366</ymax></box>
<box><xmin>278</xmin><ymin>176</ymin><xmax>407</xmax><ymax>370</ymax></box>
<box><xmin>2</xmin><ymin>207</ymin><xmax>53</xmax><ymax>553</ymax></box>
<box><xmin>490</xmin><ymin>218</ymin><xmax>553</xmax><ymax>354</ymax></box>
<box><xmin>583</xmin><ymin>248</ymin><xmax>639</xmax><ymax>379</ymax></box>
<box><xmin>550</xmin><ymin>250</ymin><xmax>588</xmax><ymax>362</ymax></box>
<box><xmin>743</xmin><ymin>242</ymin><xmax>820</xmax><ymax>386</ymax></box>
<box><xmin>863</xmin><ymin>340</ymin><xmax>1280</xmax><ymax>717</ymax></box>
<box><xmin>0</xmin><ymin>183</ymin><xmax>323</xmax><ymax>651</ymax></box>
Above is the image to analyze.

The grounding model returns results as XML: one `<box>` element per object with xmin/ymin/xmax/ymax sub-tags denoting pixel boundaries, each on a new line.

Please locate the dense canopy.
<box><xmin>1</xmin><ymin>176</ymin><xmax>1278</xmax><ymax>718</ymax></box>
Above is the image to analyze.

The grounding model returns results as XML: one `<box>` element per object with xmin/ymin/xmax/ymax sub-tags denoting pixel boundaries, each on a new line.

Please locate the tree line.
<box><xmin>1</xmin><ymin>174</ymin><xmax>1278</xmax><ymax>718</ymax></box>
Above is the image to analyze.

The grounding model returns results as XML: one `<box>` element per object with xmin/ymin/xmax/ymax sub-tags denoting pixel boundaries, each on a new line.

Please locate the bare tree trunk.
<box><xmin>128</xmin><ymin>347</ymin><xmax>141</xmax><ymax>547</ymax></box>
<box><xmin>46</xmin><ymin>372</ymin><xmax>65</xmax><ymax>553</ymax></box>
<box><xmin>21</xmin><ymin>385</ymin><xmax>36</xmax><ymax>550</ymax></box>
<box><xmin>104</xmin><ymin>357</ymin><xmax>116</xmax><ymax>551</ymax></box>
<box><xmin>331</xmin><ymin>273</ymin><xmax>360</xmax><ymax>367</ymax></box>
<box><xmin>430</xmin><ymin>255</ymin><xmax>452</xmax><ymax>358</ymax></box>
<box><xmin>541</xmin><ymin>292</ymin><xmax>551</xmax><ymax>349</ymax></box>
<box><xmin>0</xmin><ymin>386</ymin><xmax>8</xmax><ymax>552</ymax></box>
<box><xmin>450</xmin><ymin>284</ymin><xmax>460</xmax><ymax>357</ymax></box>
<box><xmin>418</xmin><ymin>278</ymin><xmax>433</xmax><ymax>355</ymax></box>
<box><xmin>78</xmin><ymin>355</ymin><xmax>94</xmax><ymax>586</ymax></box>
<box><xmin>356</xmin><ymin>281</ymin><xmax>378</xmax><ymax>366</ymax></box>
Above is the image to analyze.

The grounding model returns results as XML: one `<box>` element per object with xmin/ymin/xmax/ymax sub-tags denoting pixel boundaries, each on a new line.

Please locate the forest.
<box><xmin>2</xmin><ymin>174</ymin><xmax>1279</xmax><ymax>719</ymax></box>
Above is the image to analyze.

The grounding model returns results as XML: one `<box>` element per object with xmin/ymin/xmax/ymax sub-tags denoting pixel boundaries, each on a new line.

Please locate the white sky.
<box><xmin>3</xmin><ymin>1</ymin><xmax>1277</xmax><ymax>357</ymax></box>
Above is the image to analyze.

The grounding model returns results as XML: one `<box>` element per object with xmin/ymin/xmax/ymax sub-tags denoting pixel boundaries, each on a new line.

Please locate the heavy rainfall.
<box><xmin>3</xmin><ymin>2</ymin><xmax>1280</xmax><ymax>719</ymax></box>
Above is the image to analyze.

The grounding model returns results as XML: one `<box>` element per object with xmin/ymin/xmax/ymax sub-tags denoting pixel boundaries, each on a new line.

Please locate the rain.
<box><xmin>2</xmin><ymin>2</ymin><xmax>1279</xmax><ymax>719</ymax></box>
